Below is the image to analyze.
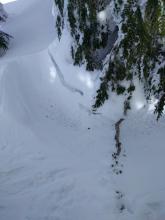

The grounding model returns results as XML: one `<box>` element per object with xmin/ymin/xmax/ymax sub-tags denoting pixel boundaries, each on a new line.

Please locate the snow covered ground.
<box><xmin>0</xmin><ymin>0</ymin><xmax>165</xmax><ymax>220</ymax></box>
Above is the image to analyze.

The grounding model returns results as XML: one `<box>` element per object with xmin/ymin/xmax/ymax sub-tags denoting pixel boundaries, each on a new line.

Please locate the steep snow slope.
<box><xmin>1</xmin><ymin>0</ymin><xmax>55</xmax><ymax>57</ymax></box>
<box><xmin>0</xmin><ymin>0</ymin><xmax>165</xmax><ymax>220</ymax></box>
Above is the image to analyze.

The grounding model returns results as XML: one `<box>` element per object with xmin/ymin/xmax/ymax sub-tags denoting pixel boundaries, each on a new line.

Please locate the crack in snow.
<box><xmin>48</xmin><ymin>50</ymin><xmax>84</xmax><ymax>96</ymax></box>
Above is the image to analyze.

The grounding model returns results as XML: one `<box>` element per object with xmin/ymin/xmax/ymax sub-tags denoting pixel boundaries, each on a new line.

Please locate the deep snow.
<box><xmin>0</xmin><ymin>0</ymin><xmax>165</xmax><ymax>220</ymax></box>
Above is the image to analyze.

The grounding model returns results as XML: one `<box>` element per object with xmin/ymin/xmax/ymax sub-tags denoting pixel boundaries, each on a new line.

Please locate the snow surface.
<box><xmin>0</xmin><ymin>0</ymin><xmax>165</xmax><ymax>220</ymax></box>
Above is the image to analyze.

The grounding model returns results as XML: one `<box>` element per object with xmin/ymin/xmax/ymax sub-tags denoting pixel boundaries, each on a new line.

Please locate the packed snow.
<box><xmin>0</xmin><ymin>0</ymin><xmax>165</xmax><ymax>220</ymax></box>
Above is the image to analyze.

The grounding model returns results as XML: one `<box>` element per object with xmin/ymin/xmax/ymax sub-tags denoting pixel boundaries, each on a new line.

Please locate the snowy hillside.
<box><xmin>0</xmin><ymin>0</ymin><xmax>165</xmax><ymax>220</ymax></box>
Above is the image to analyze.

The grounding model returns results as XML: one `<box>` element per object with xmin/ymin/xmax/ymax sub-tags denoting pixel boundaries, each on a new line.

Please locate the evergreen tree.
<box><xmin>55</xmin><ymin>0</ymin><xmax>111</xmax><ymax>71</ymax></box>
<box><xmin>0</xmin><ymin>31</ymin><xmax>10</xmax><ymax>55</ymax></box>
<box><xmin>54</xmin><ymin>0</ymin><xmax>165</xmax><ymax>118</ymax></box>
<box><xmin>93</xmin><ymin>0</ymin><xmax>165</xmax><ymax>118</ymax></box>
<box><xmin>0</xmin><ymin>3</ymin><xmax>10</xmax><ymax>56</ymax></box>
<box><xmin>54</xmin><ymin>0</ymin><xmax>64</xmax><ymax>39</ymax></box>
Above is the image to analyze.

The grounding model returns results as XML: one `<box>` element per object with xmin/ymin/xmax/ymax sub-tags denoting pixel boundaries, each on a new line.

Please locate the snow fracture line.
<box><xmin>48</xmin><ymin>50</ymin><xmax>84</xmax><ymax>96</ymax></box>
<box><xmin>115</xmin><ymin>118</ymin><xmax>124</xmax><ymax>156</ymax></box>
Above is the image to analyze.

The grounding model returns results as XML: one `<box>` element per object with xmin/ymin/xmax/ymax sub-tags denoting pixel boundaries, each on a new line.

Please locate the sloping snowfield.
<box><xmin>0</xmin><ymin>0</ymin><xmax>165</xmax><ymax>220</ymax></box>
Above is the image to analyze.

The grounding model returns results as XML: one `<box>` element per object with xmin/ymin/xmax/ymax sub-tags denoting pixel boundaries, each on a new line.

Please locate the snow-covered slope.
<box><xmin>1</xmin><ymin>0</ymin><xmax>55</xmax><ymax>57</ymax></box>
<box><xmin>0</xmin><ymin>0</ymin><xmax>165</xmax><ymax>220</ymax></box>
